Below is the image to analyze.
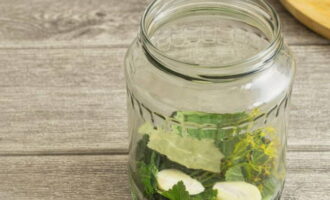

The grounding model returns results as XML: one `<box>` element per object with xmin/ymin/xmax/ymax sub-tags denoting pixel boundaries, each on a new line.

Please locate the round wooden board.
<box><xmin>280</xmin><ymin>0</ymin><xmax>330</xmax><ymax>40</ymax></box>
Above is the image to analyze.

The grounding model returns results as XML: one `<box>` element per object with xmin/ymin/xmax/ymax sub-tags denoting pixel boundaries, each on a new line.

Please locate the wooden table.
<box><xmin>0</xmin><ymin>0</ymin><xmax>328</xmax><ymax>199</ymax></box>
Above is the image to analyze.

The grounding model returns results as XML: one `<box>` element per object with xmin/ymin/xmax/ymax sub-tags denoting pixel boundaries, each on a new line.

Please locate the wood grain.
<box><xmin>0</xmin><ymin>0</ymin><xmax>327</xmax><ymax>49</ymax></box>
<box><xmin>0</xmin><ymin>0</ymin><xmax>145</xmax><ymax>48</ymax></box>
<box><xmin>281</xmin><ymin>0</ymin><xmax>330</xmax><ymax>39</ymax></box>
<box><xmin>0</xmin><ymin>48</ymin><xmax>128</xmax><ymax>154</ymax></box>
<box><xmin>0</xmin><ymin>1</ymin><xmax>328</xmax><ymax>200</ymax></box>
<box><xmin>0</xmin><ymin>45</ymin><xmax>329</xmax><ymax>154</ymax></box>
<box><xmin>289</xmin><ymin>45</ymin><xmax>330</xmax><ymax>151</ymax></box>
<box><xmin>0</xmin><ymin>152</ymin><xmax>329</xmax><ymax>200</ymax></box>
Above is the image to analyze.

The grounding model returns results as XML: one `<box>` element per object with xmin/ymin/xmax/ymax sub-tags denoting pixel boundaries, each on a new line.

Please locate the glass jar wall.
<box><xmin>124</xmin><ymin>0</ymin><xmax>295</xmax><ymax>200</ymax></box>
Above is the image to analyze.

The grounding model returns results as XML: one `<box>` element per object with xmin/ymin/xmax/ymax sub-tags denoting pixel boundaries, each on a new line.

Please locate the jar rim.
<box><xmin>140</xmin><ymin>0</ymin><xmax>283</xmax><ymax>80</ymax></box>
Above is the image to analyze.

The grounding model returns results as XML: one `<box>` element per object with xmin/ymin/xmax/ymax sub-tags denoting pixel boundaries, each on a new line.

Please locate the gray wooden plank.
<box><xmin>0</xmin><ymin>0</ymin><xmax>327</xmax><ymax>49</ymax></box>
<box><xmin>0</xmin><ymin>152</ymin><xmax>329</xmax><ymax>200</ymax></box>
<box><xmin>0</xmin><ymin>155</ymin><xmax>129</xmax><ymax>200</ymax></box>
<box><xmin>0</xmin><ymin>48</ymin><xmax>128</xmax><ymax>154</ymax></box>
<box><xmin>289</xmin><ymin>45</ymin><xmax>330</xmax><ymax>151</ymax></box>
<box><xmin>0</xmin><ymin>0</ymin><xmax>144</xmax><ymax>48</ymax></box>
<box><xmin>0</xmin><ymin>45</ymin><xmax>329</xmax><ymax>154</ymax></box>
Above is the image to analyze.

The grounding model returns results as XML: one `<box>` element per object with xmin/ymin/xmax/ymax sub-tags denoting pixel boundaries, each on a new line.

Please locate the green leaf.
<box><xmin>137</xmin><ymin>151</ymin><xmax>159</xmax><ymax>197</ymax></box>
<box><xmin>261</xmin><ymin>177</ymin><xmax>280</xmax><ymax>200</ymax></box>
<box><xmin>171</xmin><ymin>110</ymin><xmax>258</xmax><ymax>140</ymax></box>
<box><xmin>161</xmin><ymin>181</ymin><xmax>190</xmax><ymax>200</ymax></box>
<box><xmin>191</xmin><ymin>189</ymin><xmax>218</xmax><ymax>200</ymax></box>
<box><xmin>216</xmin><ymin>136</ymin><xmax>241</xmax><ymax>157</ymax></box>
<box><xmin>225</xmin><ymin>165</ymin><xmax>245</xmax><ymax>181</ymax></box>
<box><xmin>135</xmin><ymin>134</ymin><xmax>153</xmax><ymax>164</ymax></box>
<box><xmin>141</xmin><ymin>123</ymin><xmax>224</xmax><ymax>173</ymax></box>
<box><xmin>232</xmin><ymin>138</ymin><xmax>251</xmax><ymax>159</ymax></box>
<box><xmin>173</xmin><ymin>111</ymin><xmax>254</xmax><ymax>127</ymax></box>
<box><xmin>161</xmin><ymin>181</ymin><xmax>218</xmax><ymax>200</ymax></box>
<box><xmin>251</xmin><ymin>149</ymin><xmax>270</xmax><ymax>165</ymax></box>
<box><xmin>241</xmin><ymin>163</ymin><xmax>264</xmax><ymax>184</ymax></box>
<box><xmin>137</xmin><ymin>110</ymin><xmax>279</xmax><ymax>199</ymax></box>
<box><xmin>138</xmin><ymin>162</ymin><xmax>157</xmax><ymax>196</ymax></box>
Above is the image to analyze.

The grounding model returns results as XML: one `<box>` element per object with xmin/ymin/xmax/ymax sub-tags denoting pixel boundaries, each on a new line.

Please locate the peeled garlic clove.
<box><xmin>156</xmin><ymin>169</ymin><xmax>204</xmax><ymax>195</ymax></box>
<box><xmin>213</xmin><ymin>181</ymin><xmax>262</xmax><ymax>200</ymax></box>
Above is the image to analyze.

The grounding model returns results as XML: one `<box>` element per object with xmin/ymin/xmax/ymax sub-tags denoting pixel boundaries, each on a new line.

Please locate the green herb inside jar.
<box><xmin>133</xmin><ymin>110</ymin><xmax>284</xmax><ymax>200</ymax></box>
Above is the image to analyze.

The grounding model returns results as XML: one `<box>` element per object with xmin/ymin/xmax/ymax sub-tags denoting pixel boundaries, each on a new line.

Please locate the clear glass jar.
<box><xmin>125</xmin><ymin>0</ymin><xmax>295</xmax><ymax>200</ymax></box>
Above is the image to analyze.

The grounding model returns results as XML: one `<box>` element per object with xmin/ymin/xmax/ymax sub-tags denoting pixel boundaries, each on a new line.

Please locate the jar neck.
<box><xmin>139</xmin><ymin>0</ymin><xmax>283</xmax><ymax>81</ymax></box>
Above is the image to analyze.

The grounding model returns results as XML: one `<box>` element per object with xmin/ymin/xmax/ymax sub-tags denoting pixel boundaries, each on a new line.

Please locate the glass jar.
<box><xmin>124</xmin><ymin>0</ymin><xmax>295</xmax><ymax>200</ymax></box>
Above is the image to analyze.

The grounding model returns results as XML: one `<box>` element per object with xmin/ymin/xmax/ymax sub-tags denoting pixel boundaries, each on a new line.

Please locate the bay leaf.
<box><xmin>140</xmin><ymin>123</ymin><xmax>224</xmax><ymax>173</ymax></box>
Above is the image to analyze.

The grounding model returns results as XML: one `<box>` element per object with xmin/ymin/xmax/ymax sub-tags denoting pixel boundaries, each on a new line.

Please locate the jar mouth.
<box><xmin>140</xmin><ymin>0</ymin><xmax>283</xmax><ymax>81</ymax></box>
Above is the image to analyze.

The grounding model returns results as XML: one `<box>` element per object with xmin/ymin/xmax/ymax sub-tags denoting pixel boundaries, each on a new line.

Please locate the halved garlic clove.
<box><xmin>213</xmin><ymin>181</ymin><xmax>262</xmax><ymax>200</ymax></box>
<box><xmin>156</xmin><ymin>169</ymin><xmax>205</xmax><ymax>195</ymax></box>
